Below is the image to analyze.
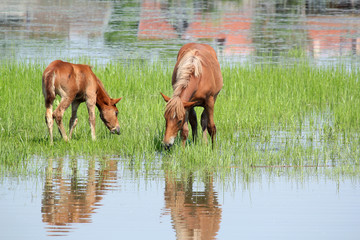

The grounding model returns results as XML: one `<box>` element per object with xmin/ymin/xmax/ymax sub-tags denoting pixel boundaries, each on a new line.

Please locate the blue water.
<box><xmin>0</xmin><ymin>158</ymin><xmax>359</xmax><ymax>239</ymax></box>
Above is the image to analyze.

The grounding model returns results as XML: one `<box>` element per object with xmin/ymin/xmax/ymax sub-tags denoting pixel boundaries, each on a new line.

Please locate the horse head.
<box><xmin>161</xmin><ymin>92</ymin><xmax>196</xmax><ymax>149</ymax></box>
<box><xmin>99</xmin><ymin>97</ymin><xmax>122</xmax><ymax>135</ymax></box>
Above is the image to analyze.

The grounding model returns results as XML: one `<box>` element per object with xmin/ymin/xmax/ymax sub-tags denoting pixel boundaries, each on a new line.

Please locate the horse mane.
<box><xmin>165</xmin><ymin>50</ymin><xmax>202</xmax><ymax>119</ymax></box>
<box><xmin>94</xmin><ymin>72</ymin><xmax>112</xmax><ymax>106</ymax></box>
<box><xmin>165</xmin><ymin>96</ymin><xmax>185</xmax><ymax>120</ymax></box>
<box><xmin>173</xmin><ymin>50</ymin><xmax>202</xmax><ymax>97</ymax></box>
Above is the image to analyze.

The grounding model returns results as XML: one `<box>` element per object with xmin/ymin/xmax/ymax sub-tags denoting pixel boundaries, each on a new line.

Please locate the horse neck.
<box><xmin>166</xmin><ymin>76</ymin><xmax>197</xmax><ymax>120</ymax></box>
<box><xmin>174</xmin><ymin>75</ymin><xmax>197</xmax><ymax>102</ymax></box>
<box><xmin>95</xmin><ymin>81</ymin><xmax>111</xmax><ymax>110</ymax></box>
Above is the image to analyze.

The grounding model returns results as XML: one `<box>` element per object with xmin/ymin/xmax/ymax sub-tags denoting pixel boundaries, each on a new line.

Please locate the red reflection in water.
<box><xmin>137</xmin><ymin>0</ymin><xmax>360</xmax><ymax>59</ymax></box>
<box><xmin>137</xmin><ymin>0</ymin><xmax>254</xmax><ymax>56</ymax></box>
<box><xmin>307</xmin><ymin>16</ymin><xmax>360</xmax><ymax>58</ymax></box>
<box><xmin>184</xmin><ymin>12</ymin><xmax>253</xmax><ymax>56</ymax></box>
<box><xmin>138</xmin><ymin>0</ymin><xmax>177</xmax><ymax>39</ymax></box>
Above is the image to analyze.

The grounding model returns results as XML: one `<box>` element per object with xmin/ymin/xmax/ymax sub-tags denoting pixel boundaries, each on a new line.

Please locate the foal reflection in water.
<box><xmin>41</xmin><ymin>159</ymin><xmax>118</xmax><ymax>236</ymax></box>
<box><xmin>42</xmin><ymin>60</ymin><xmax>121</xmax><ymax>143</ymax></box>
<box><xmin>161</xmin><ymin>43</ymin><xmax>223</xmax><ymax>149</ymax></box>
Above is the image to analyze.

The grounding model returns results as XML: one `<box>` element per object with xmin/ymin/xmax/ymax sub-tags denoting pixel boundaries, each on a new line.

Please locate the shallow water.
<box><xmin>1</xmin><ymin>0</ymin><xmax>360</xmax><ymax>239</ymax></box>
<box><xmin>1</xmin><ymin>157</ymin><xmax>359</xmax><ymax>239</ymax></box>
<box><xmin>1</xmin><ymin>0</ymin><xmax>359</xmax><ymax>65</ymax></box>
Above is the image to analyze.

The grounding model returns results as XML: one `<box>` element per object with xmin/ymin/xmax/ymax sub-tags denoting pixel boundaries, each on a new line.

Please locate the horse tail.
<box><xmin>173</xmin><ymin>50</ymin><xmax>202</xmax><ymax>97</ymax></box>
<box><xmin>42</xmin><ymin>69</ymin><xmax>56</xmax><ymax>108</ymax></box>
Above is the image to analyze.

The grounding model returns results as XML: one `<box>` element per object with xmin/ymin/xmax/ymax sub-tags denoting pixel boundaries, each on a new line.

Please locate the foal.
<box><xmin>42</xmin><ymin>60</ymin><xmax>121</xmax><ymax>143</ymax></box>
<box><xmin>161</xmin><ymin>43</ymin><xmax>223</xmax><ymax>149</ymax></box>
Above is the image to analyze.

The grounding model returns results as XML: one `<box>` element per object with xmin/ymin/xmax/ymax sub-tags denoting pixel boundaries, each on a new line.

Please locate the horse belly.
<box><xmin>75</xmin><ymin>92</ymin><xmax>86</xmax><ymax>102</ymax></box>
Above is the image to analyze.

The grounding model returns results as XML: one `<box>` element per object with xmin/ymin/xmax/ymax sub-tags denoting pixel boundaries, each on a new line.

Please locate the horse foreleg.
<box><xmin>69</xmin><ymin>101</ymin><xmax>81</xmax><ymax>140</ymax></box>
<box><xmin>205</xmin><ymin>97</ymin><xmax>217</xmax><ymax>148</ymax></box>
<box><xmin>53</xmin><ymin>97</ymin><xmax>73</xmax><ymax>142</ymax></box>
<box><xmin>188</xmin><ymin>107</ymin><xmax>198</xmax><ymax>142</ymax></box>
<box><xmin>86</xmin><ymin>99</ymin><xmax>96</xmax><ymax>140</ymax></box>
<box><xmin>180</xmin><ymin>122</ymin><xmax>189</xmax><ymax>147</ymax></box>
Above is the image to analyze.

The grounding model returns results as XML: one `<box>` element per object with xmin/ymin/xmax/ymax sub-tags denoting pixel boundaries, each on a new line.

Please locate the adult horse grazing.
<box><xmin>160</xmin><ymin>43</ymin><xmax>223</xmax><ymax>149</ymax></box>
<box><xmin>42</xmin><ymin>60</ymin><xmax>121</xmax><ymax>143</ymax></box>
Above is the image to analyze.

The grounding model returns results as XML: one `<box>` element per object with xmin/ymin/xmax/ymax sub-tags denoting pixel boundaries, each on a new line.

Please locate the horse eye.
<box><xmin>177</xmin><ymin>120</ymin><xmax>182</xmax><ymax>125</ymax></box>
<box><xmin>115</xmin><ymin>111</ymin><xmax>118</xmax><ymax>117</ymax></box>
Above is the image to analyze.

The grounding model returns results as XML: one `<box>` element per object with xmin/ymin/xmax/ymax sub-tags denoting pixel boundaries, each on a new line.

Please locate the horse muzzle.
<box><xmin>163</xmin><ymin>136</ymin><xmax>175</xmax><ymax>150</ymax></box>
<box><xmin>111</xmin><ymin>126</ymin><xmax>121</xmax><ymax>135</ymax></box>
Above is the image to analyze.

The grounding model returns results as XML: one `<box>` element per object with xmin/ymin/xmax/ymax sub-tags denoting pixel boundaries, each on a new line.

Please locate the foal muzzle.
<box><xmin>111</xmin><ymin>126</ymin><xmax>121</xmax><ymax>135</ymax></box>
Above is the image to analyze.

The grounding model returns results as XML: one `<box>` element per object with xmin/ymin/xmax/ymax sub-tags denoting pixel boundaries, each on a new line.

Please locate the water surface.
<box><xmin>1</xmin><ymin>157</ymin><xmax>359</xmax><ymax>239</ymax></box>
<box><xmin>1</xmin><ymin>0</ymin><xmax>359</xmax><ymax>65</ymax></box>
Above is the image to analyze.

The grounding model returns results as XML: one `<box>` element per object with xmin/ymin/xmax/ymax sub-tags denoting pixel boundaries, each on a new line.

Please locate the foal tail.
<box><xmin>42</xmin><ymin>70</ymin><xmax>56</xmax><ymax>108</ymax></box>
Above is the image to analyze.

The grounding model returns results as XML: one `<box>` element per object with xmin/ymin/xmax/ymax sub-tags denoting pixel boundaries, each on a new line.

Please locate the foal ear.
<box><xmin>160</xmin><ymin>92</ymin><xmax>171</xmax><ymax>102</ymax></box>
<box><xmin>111</xmin><ymin>97</ymin><xmax>122</xmax><ymax>105</ymax></box>
<box><xmin>183</xmin><ymin>101</ymin><xmax>197</xmax><ymax>109</ymax></box>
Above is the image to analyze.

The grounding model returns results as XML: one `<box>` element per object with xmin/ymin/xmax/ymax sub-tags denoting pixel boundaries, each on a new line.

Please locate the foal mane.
<box><xmin>94</xmin><ymin>73</ymin><xmax>112</xmax><ymax>106</ymax></box>
<box><xmin>165</xmin><ymin>50</ymin><xmax>203</xmax><ymax>119</ymax></box>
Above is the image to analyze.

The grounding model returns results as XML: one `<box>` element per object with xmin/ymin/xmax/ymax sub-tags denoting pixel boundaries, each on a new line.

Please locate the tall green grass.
<box><xmin>0</xmin><ymin>59</ymin><xmax>359</xmax><ymax>176</ymax></box>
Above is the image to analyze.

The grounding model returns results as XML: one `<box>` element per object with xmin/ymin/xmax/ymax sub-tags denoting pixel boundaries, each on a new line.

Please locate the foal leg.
<box><xmin>86</xmin><ymin>98</ymin><xmax>96</xmax><ymax>140</ymax></box>
<box><xmin>45</xmin><ymin>101</ymin><xmax>54</xmax><ymax>144</ymax></box>
<box><xmin>69</xmin><ymin>101</ymin><xmax>81</xmax><ymax>140</ymax></box>
<box><xmin>53</xmin><ymin>97</ymin><xmax>74</xmax><ymax>142</ymax></box>
<box><xmin>188</xmin><ymin>107</ymin><xmax>198</xmax><ymax>142</ymax></box>
<box><xmin>180</xmin><ymin>122</ymin><xmax>189</xmax><ymax>147</ymax></box>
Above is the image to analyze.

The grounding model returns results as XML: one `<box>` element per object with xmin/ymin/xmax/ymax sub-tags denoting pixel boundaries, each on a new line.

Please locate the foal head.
<box><xmin>161</xmin><ymin>93</ymin><xmax>196</xmax><ymax>149</ymax></box>
<box><xmin>99</xmin><ymin>97</ymin><xmax>122</xmax><ymax>135</ymax></box>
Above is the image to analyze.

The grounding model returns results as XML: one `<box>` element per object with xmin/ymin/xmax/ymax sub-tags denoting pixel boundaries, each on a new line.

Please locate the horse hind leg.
<box><xmin>45</xmin><ymin>103</ymin><xmax>54</xmax><ymax>144</ymax></box>
<box><xmin>53</xmin><ymin>96</ymin><xmax>74</xmax><ymax>142</ymax></box>
<box><xmin>43</xmin><ymin>73</ymin><xmax>56</xmax><ymax>144</ymax></box>
<box><xmin>69</xmin><ymin>101</ymin><xmax>80</xmax><ymax>140</ymax></box>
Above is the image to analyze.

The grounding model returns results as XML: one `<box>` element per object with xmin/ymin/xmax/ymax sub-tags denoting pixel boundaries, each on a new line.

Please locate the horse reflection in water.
<box><xmin>41</xmin><ymin>158</ymin><xmax>118</xmax><ymax>236</ymax></box>
<box><xmin>164</xmin><ymin>172</ymin><xmax>222</xmax><ymax>240</ymax></box>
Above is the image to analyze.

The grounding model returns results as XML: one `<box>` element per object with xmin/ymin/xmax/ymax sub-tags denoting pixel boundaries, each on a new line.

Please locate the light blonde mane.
<box><xmin>173</xmin><ymin>50</ymin><xmax>202</xmax><ymax>97</ymax></box>
<box><xmin>164</xmin><ymin>96</ymin><xmax>185</xmax><ymax>120</ymax></box>
<box><xmin>165</xmin><ymin>50</ymin><xmax>202</xmax><ymax>119</ymax></box>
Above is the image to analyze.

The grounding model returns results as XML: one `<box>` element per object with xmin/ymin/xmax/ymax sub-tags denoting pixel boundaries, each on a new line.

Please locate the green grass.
<box><xmin>1</xmin><ymin>59</ymin><xmax>360</xmax><ymax>176</ymax></box>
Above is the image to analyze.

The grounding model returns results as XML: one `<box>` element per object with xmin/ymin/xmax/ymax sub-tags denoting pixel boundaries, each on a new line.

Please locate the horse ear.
<box><xmin>112</xmin><ymin>97</ymin><xmax>122</xmax><ymax>105</ymax></box>
<box><xmin>183</xmin><ymin>101</ymin><xmax>196</xmax><ymax>109</ymax></box>
<box><xmin>160</xmin><ymin>92</ymin><xmax>170</xmax><ymax>102</ymax></box>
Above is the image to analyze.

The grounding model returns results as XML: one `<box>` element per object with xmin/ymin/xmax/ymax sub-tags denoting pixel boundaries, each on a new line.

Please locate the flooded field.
<box><xmin>1</xmin><ymin>0</ymin><xmax>360</xmax><ymax>239</ymax></box>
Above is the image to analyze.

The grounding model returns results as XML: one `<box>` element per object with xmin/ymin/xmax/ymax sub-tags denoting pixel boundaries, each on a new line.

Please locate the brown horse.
<box><xmin>42</xmin><ymin>60</ymin><xmax>121</xmax><ymax>143</ymax></box>
<box><xmin>160</xmin><ymin>43</ymin><xmax>223</xmax><ymax>149</ymax></box>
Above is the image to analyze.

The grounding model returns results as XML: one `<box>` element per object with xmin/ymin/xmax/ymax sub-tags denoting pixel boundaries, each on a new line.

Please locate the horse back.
<box><xmin>42</xmin><ymin>60</ymin><xmax>97</xmax><ymax>102</ymax></box>
<box><xmin>173</xmin><ymin>43</ymin><xmax>223</xmax><ymax>99</ymax></box>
